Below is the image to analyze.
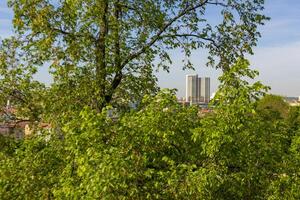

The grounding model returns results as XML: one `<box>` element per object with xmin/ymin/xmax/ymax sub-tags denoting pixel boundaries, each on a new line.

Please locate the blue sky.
<box><xmin>1</xmin><ymin>0</ymin><xmax>300</xmax><ymax>97</ymax></box>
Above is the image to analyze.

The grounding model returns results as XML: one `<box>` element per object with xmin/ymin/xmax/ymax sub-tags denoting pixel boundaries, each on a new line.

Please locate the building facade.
<box><xmin>186</xmin><ymin>75</ymin><xmax>210</xmax><ymax>104</ymax></box>
<box><xmin>186</xmin><ymin>75</ymin><xmax>199</xmax><ymax>103</ymax></box>
<box><xmin>200</xmin><ymin>77</ymin><xmax>210</xmax><ymax>103</ymax></box>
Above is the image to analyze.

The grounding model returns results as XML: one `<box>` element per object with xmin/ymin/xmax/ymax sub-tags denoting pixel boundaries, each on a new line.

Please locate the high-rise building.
<box><xmin>185</xmin><ymin>75</ymin><xmax>210</xmax><ymax>104</ymax></box>
<box><xmin>186</xmin><ymin>75</ymin><xmax>198</xmax><ymax>103</ymax></box>
<box><xmin>200</xmin><ymin>77</ymin><xmax>210</xmax><ymax>103</ymax></box>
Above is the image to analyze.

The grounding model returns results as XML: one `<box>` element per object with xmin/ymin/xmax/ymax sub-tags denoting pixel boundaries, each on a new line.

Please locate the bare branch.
<box><xmin>206</xmin><ymin>1</ymin><xmax>229</xmax><ymax>8</ymax></box>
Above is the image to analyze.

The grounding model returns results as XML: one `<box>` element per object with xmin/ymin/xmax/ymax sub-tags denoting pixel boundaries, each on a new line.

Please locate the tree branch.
<box><xmin>50</xmin><ymin>27</ymin><xmax>97</xmax><ymax>42</ymax></box>
<box><xmin>159</xmin><ymin>33</ymin><xmax>220</xmax><ymax>48</ymax></box>
<box><xmin>120</xmin><ymin>3</ymin><xmax>145</xmax><ymax>22</ymax></box>
<box><xmin>206</xmin><ymin>1</ymin><xmax>229</xmax><ymax>8</ymax></box>
<box><xmin>105</xmin><ymin>0</ymin><xmax>123</xmax><ymax>105</ymax></box>
<box><xmin>96</xmin><ymin>0</ymin><xmax>109</xmax><ymax>110</ymax></box>
<box><xmin>120</xmin><ymin>0</ymin><xmax>209</xmax><ymax>69</ymax></box>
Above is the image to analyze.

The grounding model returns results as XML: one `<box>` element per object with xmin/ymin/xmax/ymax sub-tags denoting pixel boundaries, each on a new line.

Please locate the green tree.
<box><xmin>2</xmin><ymin>59</ymin><xmax>298</xmax><ymax>199</ymax></box>
<box><xmin>256</xmin><ymin>94</ymin><xmax>290</xmax><ymax>120</ymax></box>
<box><xmin>51</xmin><ymin>90</ymin><xmax>203</xmax><ymax>199</ymax></box>
<box><xmin>6</xmin><ymin>0</ymin><xmax>268</xmax><ymax>114</ymax></box>
<box><xmin>0</xmin><ymin>90</ymin><xmax>201</xmax><ymax>199</ymax></box>
<box><xmin>267</xmin><ymin>106</ymin><xmax>300</xmax><ymax>200</ymax></box>
<box><xmin>192</xmin><ymin>59</ymin><xmax>291</xmax><ymax>199</ymax></box>
<box><xmin>4</xmin><ymin>0</ymin><xmax>294</xmax><ymax>199</ymax></box>
<box><xmin>0</xmin><ymin>132</ymin><xmax>66</xmax><ymax>199</ymax></box>
<box><xmin>287</xmin><ymin>106</ymin><xmax>300</xmax><ymax>133</ymax></box>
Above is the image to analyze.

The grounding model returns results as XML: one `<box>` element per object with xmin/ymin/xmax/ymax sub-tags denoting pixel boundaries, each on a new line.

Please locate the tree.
<box><xmin>266</xmin><ymin>106</ymin><xmax>300</xmax><ymax>200</ymax></box>
<box><xmin>2</xmin><ymin>59</ymin><xmax>299</xmax><ymax>199</ymax></box>
<box><xmin>6</xmin><ymin>0</ymin><xmax>268</xmax><ymax>113</ymax></box>
<box><xmin>52</xmin><ymin>90</ymin><xmax>204</xmax><ymax>199</ymax></box>
<box><xmin>5</xmin><ymin>0</ymin><xmax>296</xmax><ymax>199</ymax></box>
<box><xmin>0</xmin><ymin>131</ymin><xmax>66</xmax><ymax>199</ymax></box>
<box><xmin>192</xmin><ymin>59</ymin><xmax>290</xmax><ymax>199</ymax></box>
<box><xmin>287</xmin><ymin>106</ymin><xmax>300</xmax><ymax>133</ymax></box>
<box><xmin>256</xmin><ymin>94</ymin><xmax>290</xmax><ymax>120</ymax></box>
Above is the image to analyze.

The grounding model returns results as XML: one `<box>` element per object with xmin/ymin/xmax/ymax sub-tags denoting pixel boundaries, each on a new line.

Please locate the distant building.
<box><xmin>185</xmin><ymin>75</ymin><xmax>210</xmax><ymax>104</ymax></box>
<box><xmin>200</xmin><ymin>77</ymin><xmax>210</xmax><ymax>103</ymax></box>
<box><xmin>284</xmin><ymin>96</ymin><xmax>300</xmax><ymax>107</ymax></box>
<box><xmin>0</xmin><ymin>122</ymin><xmax>25</xmax><ymax>139</ymax></box>
<box><xmin>0</xmin><ymin>101</ymin><xmax>51</xmax><ymax>139</ymax></box>
<box><xmin>186</xmin><ymin>75</ymin><xmax>199</xmax><ymax>103</ymax></box>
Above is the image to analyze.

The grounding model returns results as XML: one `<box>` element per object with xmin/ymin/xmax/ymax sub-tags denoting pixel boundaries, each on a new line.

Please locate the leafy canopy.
<box><xmin>3</xmin><ymin>0</ymin><xmax>269</xmax><ymax>114</ymax></box>
<box><xmin>2</xmin><ymin>59</ymin><xmax>300</xmax><ymax>199</ymax></box>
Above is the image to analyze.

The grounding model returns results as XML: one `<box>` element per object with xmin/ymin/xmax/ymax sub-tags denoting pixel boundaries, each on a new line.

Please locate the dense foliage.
<box><xmin>1</xmin><ymin>60</ymin><xmax>300</xmax><ymax>199</ymax></box>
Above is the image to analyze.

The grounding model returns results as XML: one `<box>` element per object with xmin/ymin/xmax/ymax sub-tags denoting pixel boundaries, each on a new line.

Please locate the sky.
<box><xmin>0</xmin><ymin>0</ymin><xmax>300</xmax><ymax>97</ymax></box>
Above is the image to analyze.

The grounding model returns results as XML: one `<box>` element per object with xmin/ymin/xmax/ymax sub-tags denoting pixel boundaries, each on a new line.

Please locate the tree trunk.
<box><xmin>95</xmin><ymin>0</ymin><xmax>109</xmax><ymax>111</ymax></box>
<box><xmin>104</xmin><ymin>0</ymin><xmax>123</xmax><ymax>106</ymax></box>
